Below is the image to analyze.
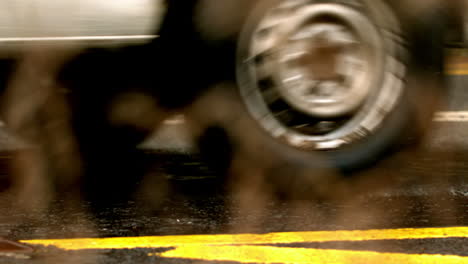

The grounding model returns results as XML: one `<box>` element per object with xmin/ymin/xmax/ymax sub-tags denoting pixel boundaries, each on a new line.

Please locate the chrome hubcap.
<box><xmin>239</xmin><ymin>0</ymin><xmax>406</xmax><ymax>150</ymax></box>
<box><xmin>252</xmin><ymin>3</ymin><xmax>382</xmax><ymax>118</ymax></box>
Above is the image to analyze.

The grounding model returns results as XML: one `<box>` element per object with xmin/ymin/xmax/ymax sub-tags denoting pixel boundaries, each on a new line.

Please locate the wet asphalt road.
<box><xmin>0</xmin><ymin>147</ymin><xmax>466</xmax><ymax>263</ymax></box>
<box><xmin>0</xmin><ymin>75</ymin><xmax>467</xmax><ymax>262</ymax></box>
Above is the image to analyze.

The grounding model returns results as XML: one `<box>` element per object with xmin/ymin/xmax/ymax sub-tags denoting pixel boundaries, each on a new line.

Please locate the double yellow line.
<box><xmin>157</xmin><ymin>245</ymin><xmax>467</xmax><ymax>264</ymax></box>
<box><xmin>22</xmin><ymin>226</ymin><xmax>468</xmax><ymax>264</ymax></box>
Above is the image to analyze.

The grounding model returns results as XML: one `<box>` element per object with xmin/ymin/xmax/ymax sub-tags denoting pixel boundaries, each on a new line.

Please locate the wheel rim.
<box><xmin>238</xmin><ymin>0</ymin><xmax>407</xmax><ymax>150</ymax></box>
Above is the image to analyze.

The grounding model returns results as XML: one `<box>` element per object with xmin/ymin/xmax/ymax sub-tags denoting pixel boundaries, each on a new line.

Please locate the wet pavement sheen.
<box><xmin>0</xmin><ymin>146</ymin><xmax>466</xmax><ymax>263</ymax></box>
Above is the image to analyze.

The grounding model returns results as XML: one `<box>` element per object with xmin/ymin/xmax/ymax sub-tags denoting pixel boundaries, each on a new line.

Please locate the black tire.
<box><xmin>235</xmin><ymin>0</ymin><xmax>446</xmax><ymax>171</ymax></box>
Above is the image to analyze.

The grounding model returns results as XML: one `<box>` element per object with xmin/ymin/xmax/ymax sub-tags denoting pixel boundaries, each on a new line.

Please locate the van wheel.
<box><xmin>236</xmin><ymin>0</ymin><xmax>445</xmax><ymax>170</ymax></box>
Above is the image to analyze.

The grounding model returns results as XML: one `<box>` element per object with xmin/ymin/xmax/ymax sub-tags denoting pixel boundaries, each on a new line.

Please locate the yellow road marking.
<box><xmin>447</xmin><ymin>62</ymin><xmax>468</xmax><ymax>75</ymax></box>
<box><xmin>156</xmin><ymin>245</ymin><xmax>468</xmax><ymax>264</ymax></box>
<box><xmin>447</xmin><ymin>69</ymin><xmax>468</xmax><ymax>75</ymax></box>
<box><xmin>22</xmin><ymin>226</ymin><xmax>468</xmax><ymax>250</ymax></box>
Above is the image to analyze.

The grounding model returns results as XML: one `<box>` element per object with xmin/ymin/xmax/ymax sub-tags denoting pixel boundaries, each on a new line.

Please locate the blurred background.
<box><xmin>0</xmin><ymin>1</ymin><xmax>466</xmax><ymax>262</ymax></box>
